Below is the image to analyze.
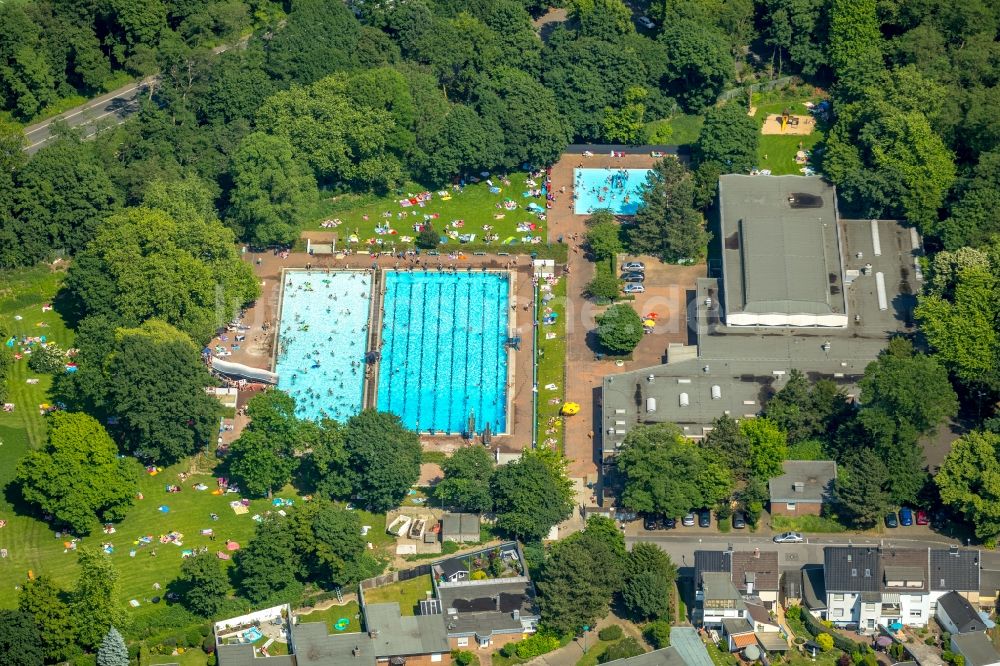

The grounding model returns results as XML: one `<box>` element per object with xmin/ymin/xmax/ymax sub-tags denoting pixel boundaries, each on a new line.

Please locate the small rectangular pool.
<box><xmin>574</xmin><ymin>168</ymin><xmax>651</xmax><ymax>215</ymax></box>
<box><xmin>377</xmin><ymin>271</ymin><xmax>510</xmax><ymax>435</ymax></box>
<box><xmin>275</xmin><ymin>270</ymin><xmax>371</xmax><ymax>421</ymax></box>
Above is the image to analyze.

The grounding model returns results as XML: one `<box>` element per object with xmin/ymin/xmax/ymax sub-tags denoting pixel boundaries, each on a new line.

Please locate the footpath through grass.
<box><xmin>304</xmin><ymin>173</ymin><xmax>554</xmax><ymax>255</ymax></box>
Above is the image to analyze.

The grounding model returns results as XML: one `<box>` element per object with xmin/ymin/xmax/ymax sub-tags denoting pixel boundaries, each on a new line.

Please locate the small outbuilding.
<box><xmin>441</xmin><ymin>513</ymin><xmax>480</xmax><ymax>543</ymax></box>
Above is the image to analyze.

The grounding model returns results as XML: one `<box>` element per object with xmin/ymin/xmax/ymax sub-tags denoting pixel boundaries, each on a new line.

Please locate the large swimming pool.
<box><xmin>574</xmin><ymin>168</ymin><xmax>652</xmax><ymax>215</ymax></box>
<box><xmin>275</xmin><ymin>271</ymin><xmax>371</xmax><ymax>421</ymax></box>
<box><xmin>377</xmin><ymin>271</ymin><xmax>510</xmax><ymax>435</ymax></box>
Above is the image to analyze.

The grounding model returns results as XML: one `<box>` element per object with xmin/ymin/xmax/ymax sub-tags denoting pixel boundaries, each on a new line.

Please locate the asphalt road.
<box><xmin>627</xmin><ymin>532</ymin><xmax>1000</xmax><ymax>572</ymax></box>
<box><xmin>21</xmin><ymin>76</ymin><xmax>157</xmax><ymax>154</ymax></box>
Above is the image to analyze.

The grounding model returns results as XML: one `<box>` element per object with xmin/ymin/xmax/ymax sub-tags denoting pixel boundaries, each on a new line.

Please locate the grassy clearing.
<box><xmin>537</xmin><ymin>274</ymin><xmax>567</xmax><ymax>451</ymax></box>
<box><xmin>303</xmin><ymin>173</ymin><xmax>553</xmax><ymax>255</ymax></box>
<box><xmin>756</xmin><ymin>131</ymin><xmax>824</xmax><ymax>175</ymax></box>
<box><xmin>294</xmin><ymin>600</ymin><xmax>362</xmax><ymax>633</ymax></box>
<box><xmin>362</xmin><ymin>574</ymin><xmax>434</xmax><ymax>615</ymax></box>
<box><xmin>772</xmin><ymin>514</ymin><xmax>847</xmax><ymax>533</ymax></box>
<box><xmin>645</xmin><ymin>114</ymin><xmax>704</xmax><ymax>147</ymax></box>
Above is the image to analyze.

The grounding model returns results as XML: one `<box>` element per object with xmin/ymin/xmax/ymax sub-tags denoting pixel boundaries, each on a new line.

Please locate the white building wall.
<box><xmin>826</xmin><ymin>593</ymin><xmax>859</xmax><ymax>625</ymax></box>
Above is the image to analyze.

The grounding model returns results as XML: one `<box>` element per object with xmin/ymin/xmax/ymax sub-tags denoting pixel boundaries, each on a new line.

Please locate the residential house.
<box><xmin>432</xmin><ymin>543</ymin><xmax>539</xmax><ymax>651</ymax></box>
<box><xmin>768</xmin><ymin>461</ymin><xmax>837</xmax><ymax>516</ymax></box>
<box><xmin>441</xmin><ymin>513</ymin><xmax>480</xmax><ymax>543</ymax></box>
<box><xmin>800</xmin><ymin>565</ymin><xmax>827</xmax><ymax>615</ymax></box>
<box><xmin>364</xmin><ymin>602</ymin><xmax>452</xmax><ymax>665</ymax></box>
<box><xmin>722</xmin><ymin>618</ymin><xmax>757</xmax><ymax>652</ymax></box>
<box><xmin>823</xmin><ymin>546</ymin><xmax>880</xmax><ymax>628</ymax></box>
<box><xmin>746</xmin><ymin>603</ymin><xmax>781</xmax><ymax>634</ymax></box>
<box><xmin>699</xmin><ymin>572</ymin><xmax>748</xmax><ymax>628</ymax></box>
<box><xmin>936</xmin><ymin>592</ymin><xmax>987</xmax><ymax>635</ymax></box>
<box><xmin>930</xmin><ymin>547</ymin><xmax>982</xmax><ymax>606</ymax></box>
<box><xmin>731</xmin><ymin>550</ymin><xmax>780</xmax><ymax>608</ymax></box>
<box><xmin>951</xmin><ymin>633</ymin><xmax>1000</xmax><ymax>666</ymax></box>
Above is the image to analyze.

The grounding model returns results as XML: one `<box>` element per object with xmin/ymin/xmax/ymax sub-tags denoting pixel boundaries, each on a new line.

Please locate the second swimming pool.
<box><xmin>377</xmin><ymin>271</ymin><xmax>510</xmax><ymax>435</ymax></box>
<box><xmin>574</xmin><ymin>168</ymin><xmax>651</xmax><ymax>215</ymax></box>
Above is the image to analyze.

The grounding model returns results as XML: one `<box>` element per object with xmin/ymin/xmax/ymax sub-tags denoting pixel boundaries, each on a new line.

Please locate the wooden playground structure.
<box><xmin>762</xmin><ymin>109</ymin><xmax>816</xmax><ymax>135</ymax></box>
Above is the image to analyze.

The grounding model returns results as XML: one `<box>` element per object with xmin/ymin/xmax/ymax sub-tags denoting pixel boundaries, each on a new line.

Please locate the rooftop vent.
<box><xmin>793</xmin><ymin>481</ymin><xmax>805</xmax><ymax>493</ymax></box>
<box><xmin>788</xmin><ymin>193</ymin><xmax>823</xmax><ymax>208</ymax></box>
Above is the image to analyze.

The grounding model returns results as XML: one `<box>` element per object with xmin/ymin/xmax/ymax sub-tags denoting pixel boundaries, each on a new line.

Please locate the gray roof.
<box><xmin>437</xmin><ymin>579</ymin><xmax>538</xmax><ymax>638</ymax></box>
<box><xmin>441</xmin><ymin>513</ymin><xmax>480</xmax><ymax>540</ymax></box>
<box><xmin>602</xmin><ymin>647</ymin><xmax>686</xmax><ymax>666</ymax></box>
<box><xmin>671</xmin><ymin>627</ymin><xmax>716</xmax><ymax>666</ymax></box>
<box><xmin>938</xmin><ymin>592</ymin><xmax>985</xmax><ymax>633</ymax></box>
<box><xmin>718</xmin><ymin>175</ymin><xmax>845</xmax><ymax>321</ymax></box>
<box><xmin>293</xmin><ymin>623</ymin><xmax>376</xmax><ymax>666</ymax></box>
<box><xmin>880</xmin><ymin>548</ymin><xmax>929</xmax><ymax>592</ymax></box>
<box><xmin>746</xmin><ymin>602</ymin><xmax>773</xmax><ymax>627</ymax></box>
<box><xmin>952</xmin><ymin>632</ymin><xmax>1000</xmax><ymax>666</ymax></box>
<box><xmin>702</xmin><ymin>572</ymin><xmax>745</xmax><ymax>607</ymax></box>
<box><xmin>722</xmin><ymin>618</ymin><xmax>754</xmax><ymax>635</ymax></box>
<box><xmin>769</xmin><ymin>461</ymin><xmax>837</xmax><ymax>503</ymax></box>
<box><xmin>731</xmin><ymin>551</ymin><xmax>779</xmax><ymax>593</ymax></box>
<box><xmin>824</xmin><ymin>547</ymin><xmax>880</xmax><ymax>592</ymax></box>
<box><xmin>363</xmin><ymin>603</ymin><xmax>450</xmax><ymax>657</ymax></box>
<box><xmin>216</xmin><ymin>644</ymin><xmax>294</xmax><ymax>666</ymax></box>
<box><xmin>931</xmin><ymin>549</ymin><xmax>981</xmax><ymax>591</ymax></box>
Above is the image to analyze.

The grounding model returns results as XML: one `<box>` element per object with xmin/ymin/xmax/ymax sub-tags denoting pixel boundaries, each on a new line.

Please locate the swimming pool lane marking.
<box><xmin>402</xmin><ymin>279</ymin><xmax>417</xmax><ymax>425</ymax></box>
<box><xmin>493</xmin><ymin>277</ymin><xmax>505</xmax><ymax>432</ymax></box>
<box><xmin>381</xmin><ymin>278</ymin><xmax>398</xmax><ymax>413</ymax></box>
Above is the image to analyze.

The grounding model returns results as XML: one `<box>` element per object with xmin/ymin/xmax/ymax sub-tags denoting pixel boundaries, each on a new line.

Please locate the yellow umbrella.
<box><xmin>643</xmin><ymin>319</ymin><xmax>656</xmax><ymax>328</ymax></box>
<box><xmin>561</xmin><ymin>402</ymin><xmax>580</xmax><ymax>416</ymax></box>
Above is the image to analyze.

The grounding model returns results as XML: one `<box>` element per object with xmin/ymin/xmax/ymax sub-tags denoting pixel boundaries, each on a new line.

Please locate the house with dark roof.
<box><xmin>951</xmin><ymin>632</ymin><xmax>1000</xmax><ymax>666</ymax></box>
<box><xmin>768</xmin><ymin>461</ymin><xmax>837</xmax><ymax>516</ymax></box>
<box><xmin>931</xmin><ymin>547</ymin><xmax>982</xmax><ymax>604</ymax></box>
<box><xmin>824</xmin><ymin>546</ymin><xmax>880</xmax><ymax>628</ymax></box>
<box><xmin>731</xmin><ymin>550</ymin><xmax>781</xmax><ymax>608</ymax></box>
<box><xmin>937</xmin><ymin>591</ymin><xmax>987</xmax><ymax>635</ymax></box>
<box><xmin>364</xmin><ymin>602</ymin><xmax>452</xmax><ymax>664</ymax></box>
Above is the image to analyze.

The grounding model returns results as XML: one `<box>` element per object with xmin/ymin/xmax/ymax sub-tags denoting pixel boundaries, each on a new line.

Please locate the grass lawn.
<box><xmin>303</xmin><ymin>173</ymin><xmax>558</xmax><ymax>256</ymax></box>
<box><xmin>537</xmin><ymin>274</ymin><xmax>567</xmax><ymax>451</ymax></box>
<box><xmin>772</xmin><ymin>515</ymin><xmax>847</xmax><ymax>533</ymax></box>
<box><xmin>150</xmin><ymin>648</ymin><xmax>211</xmax><ymax>665</ymax></box>
<box><xmin>752</xmin><ymin>87</ymin><xmax>828</xmax><ymax>176</ymax></box>
<box><xmin>645</xmin><ymin>114</ymin><xmax>704</xmax><ymax>147</ymax></box>
<box><xmin>704</xmin><ymin>638</ymin><xmax>739</xmax><ymax>666</ymax></box>
<box><xmin>294</xmin><ymin>600</ymin><xmax>361</xmax><ymax>633</ymax></box>
<box><xmin>362</xmin><ymin>574</ymin><xmax>434</xmax><ymax>616</ymax></box>
<box><xmin>575</xmin><ymin>636</ymin><xmax>622</xmax><ymax>666</ymax></box>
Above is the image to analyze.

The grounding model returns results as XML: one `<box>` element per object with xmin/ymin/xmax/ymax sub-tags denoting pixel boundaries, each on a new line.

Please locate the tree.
<box><xmin>628</xmin><ymin>158</ymin><xmax>709</xmax><ymax>261</ymax></box>
<box><xmin>301</xmin><ymin>419</ymin><xmax>352</xmax><ymax>500</ymax></box>
<box><xmin>73</xmin><ymin>548</ymin><xmax>127</xmax><ymax>649</ymax></box>
<box><xmin>601</xmin><ymin>637</ymin><xmax>645</xmax><ymax>663</ymax></box>
<box><xmin>644</xmin><ymin>619</ymin><xmax>671</xmax><ymax>649</ymax></box>
<box><xmin>936</xmin><ymin>432</ymin><xmax>1000</xmax><ymax>541</ymax></box>
<box><xmin>96</xmin><ymin>626</ymin><xmax>128</xmax><ymax>666</ymax></box>
<box><xmin>602</xmin><ymin>86</ymin><xmax>648</xmax><ymax>144</ymax></box>
<box><xmin>265</xmin><ymin>0</ymin><xmax>361</xmax><ymax>84</ymax></box>
<box><xmin>537</xmin><ymin>518</ymin><xmax>625</xmax><ymax>634</ymax></box>
<box><xmin>66</xmin><ymin>205</ymin><xmax>259</xmax><ymax>344</ymax></box>
<box><xmin>287</xmin><ymin>502</ymin><xmax>376</xmax><ymax>586</ymax></box>
<box><xmin>940</xmin><ymin>153</ymin><xmax>1000</xmax><ymax>250</ymax></box>
<box><xmin>228</xmin><ymin>132</ymin><xmax>317</xmax><ymax>247</ymax></box>
<box><xmin>175</xmin><ymin>553</ymin><xmax>230</xmax><ymax>617</ymax></box>
<box><xmin>859</xmin><ymin>338</ymin><xmax>958</xmax><ymax>435</ymax></box>
<box><xmin>585</xmin><ymin>271</ymin><xmax>623</xmax><ymax>301</ymax></box>
<box><xmin>703</xmin><ymin>415</ymin><xmax>750</xmax><ymax>479</ymax></box>
<box><xmin>491</xmin><ymin>448</ymin><xmax>574</xmax><ymax>541</ymax></box>
<box><xmin>740</xmin><ymin>418</ymin><xmax>788</xmax><ymax>479</ymax></box>
<box><xmin>621</xmin><ymin>542</ymin><xmax>676</xmax><ymax>621</ymax></box>
<box><xmin>0</xmin><ymin>610</ymin><xmax>44</xmax><ymax>666</ymax></box>
<box><xmin>436</xmin><ymin>445</ymin><xmax>495</xmax><ymax>513</ymax></box>
<box><xmin>759</xmin><ymin>0</ymin><xmax>828</xmax><ymax>77</ymax></box>
<box><xmin>766</xmin><ymin>370</ymin><xmax>851</xmax><ymax>443</ymax></box>
<box><xmin>16</xmin><ymin>412</ymin><xmax>139</xmax><ymax>535</ymax></box>
<box><xmin>828</xmin><ymin>0</ymin><xmax>883</xmax><ymax>98</ymax></box>
<box><xmin>659</xmin><ymin>19</ymin><xmax>733</xmax><ymax>111</ymax></box>
<box><xmin>416</xmin><ymin>226</ymin><xmax>439</xmax><ymax>249</ymax></box>
<box><xmin>618</xmin><ymin>423</ymin><xmax>734</xmax><ymax>517</ymax></box>
<box><xmin>101</xmin><ymin>320</ymin><xmax>223</xmax><ymax>463</ymax></box>
<box><xmin>229</xmin><ymin>430</ymin><xmax>298</xmax><ymax>498</ymax></box>
<box><xmin>695</xmin><ymin>103</ymin><xmax>759</xmax><ymax>174</ymax></box>
<box><xmin>235</xmin><ymin>519</ymin><xmax>304</xmax><ymax>604</ymax></box>
<box><xmin>416</xmin><ymin>104</ymin><xmax>503</xmax><ymax>184</ymax></box>
<box><xmin>17</xmin><ymin>576</ymin><xmax>75</xmax><ymax>662</ymax></box>
<box><xmin>569</xmin><ymin>0</ymin><xmax>634</xmax><ymax>41</ymax></box>
<box><xmin>596</xmin><ymin>304</ymin><xmax>643</xmax><ymax>354</ymax></box>
<box><xmin>835</xmin><ymin>448</ymin><xmax>891</xmax><ymax>528</ymax></box>
<box><xmin>27</xmin><ymin>343</ymin><xmax>65</xmax><ymax>374</ymax></box>
<box><xmin>345</xmin><ymin>410</ymin><xmax>422</xmax><ymax>512</ymax></box>
<box><xmin>586</xmin><ymin>222</ymin><xmax>623</xmax><ymax>261</ymax></box>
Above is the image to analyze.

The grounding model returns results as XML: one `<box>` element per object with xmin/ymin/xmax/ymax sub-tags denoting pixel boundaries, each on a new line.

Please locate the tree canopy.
<box><xmin>595</xmin><ymin>304</ymin><xmax>643</xmax><ymax>355</ymax></box>
<box><xmin>344</xmin><ymin>410</ymin><xmax>422</xmax><ymax>512</ymax></box>
<box><xmin>435</xmin><ymin>445</ymin><xmax>496</xmax><ymax>513</ymax></box>
<box><xmin>628</xmin><ymin>158</ymin><xmax>709</xmax><ymax>262</ymax></box>
<box><xmin>936</xmin><ymin>431</ymin><xmax>1000</xmax><ymax>541</ymax></box>
<box><xmin>491</xmin><ymin>448</ymin><xmax>574</xmax><ymax>541</ymax></box>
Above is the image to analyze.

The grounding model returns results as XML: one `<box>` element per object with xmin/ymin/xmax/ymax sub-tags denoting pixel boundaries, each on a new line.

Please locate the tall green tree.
<box><xmin>344</xmin><ymin>410</ymin><xmax>421</xmax><ymax>512</ymax></box>
<box><xmin>628</xmin><ymin>158</ymin><xmax>709</xmax><ymax>261</ymax></box>
<box><xmin>17</xmin><ymin>577</ymin><xmax>75</xmax><ymax>662</ymax></box>
<box><xmin>596</xmin><ymin>304</ymin><xmax>644</xmax><ymax>354</ymax></box>
<box><xmin>228</xmin><ymin>391</ymin><xmax>302</xmax><ymax>497</ymax></box>
<box><xmin>96</xmin><ymin>626</ymin><xmax>128</xmax><ymax>666</ymax></box>
<box><xmin>569</xmin><ymin>0</ymin><xmax>634</xmax><ymax>41</ymax></box>
<box><xmin>15</xmin><ymin>412</ymin><xmax>139</xmax><ymax>535</ymax></box>
<box><xmin>287</xmin><ymin>502</ymin><xmax>377</xmax><ymax>587</ymax></box>
<box><xmin>73</xmin><ymin>548</ymin><xmax>127</xmax><ymax>649</ymax></box>
<box><xmin>0</xmin><ymin>610</ymin><xmax>45</xmax><ymax>666</ymax></box>
<box><xmin>740</xmin><ymin>417</ymin><xmax>788</xmax><ymax>479</ymax></box>
<box><xmin>235</xmin><ymin>519</ymin><xmax>304</xmax><ymax>605</ymax></box>
<box><xmin>835</xmin><ymin>448</ymin><xmax>891</xmax><ymax>528</ymax></box>
<box><xmin>658</xmin><ymin>18</ymin><xmax>733</xmax><ymax>111</ymax></box>
<box><xmin>491</xmin><ymin>448</ymin><xmax>574</xmax><ymax>541</ymax></box>
<box><xmin>174</xmin><ymin>553</ymin><xmax>230</xmax><ymax>618</ymax></box>
<box><xmin>936</xmin><ymin>431</ymin><xmax>1000</xmax><ymax>541</ymax></box>
<box><xmin>300</xmin><ymin>418</ymin><xmax>353</xmax><ymax>500</ymax></box>
<box><xmin>621</xmin><ymin>543</ymin><xmax>676</xmax><ymax>621</ymax></box>
<box><xmin>264</xmin><ymin>0</ymin><xmax>361</xmax><ymax>84</ymax></box>
<box><xmin>695</xmin><ymin>102</ymin><xmax>759</xmax><ymax>174</ymax></box>
<box><xmin>586</xmin><ymin>222</ymin><xmax>624</xmax><ymax>261</ymax></box>
<box><xmin>228</xmin><ymin>132</ymin><xmax>317</xmax><ymax>247</ymax></box>
<box><xmin>435</xmin><ymin>445</ymin><xmax>496</xmax><ymax>513</ymax></box>
<box><xmin>828</xmin><ymin>0</ymin><xmax>883</xmax><ymax>98</ymax></box>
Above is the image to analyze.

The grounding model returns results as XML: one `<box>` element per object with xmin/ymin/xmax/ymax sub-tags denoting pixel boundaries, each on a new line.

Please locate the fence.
<box><xmin>717</xmin><ymin>76</ymin><xmax>799</xmax><ymax>102</ymax></box>
<box><xmin>359</xmin><ymin>563</ymin><xmax>433</xmax><ymax>593</ymax></box>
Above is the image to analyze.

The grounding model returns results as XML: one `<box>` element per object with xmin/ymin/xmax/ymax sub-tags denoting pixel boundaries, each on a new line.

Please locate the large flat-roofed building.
<box><xmin>600</xmin><ymin>175</ymin><xmax>923</xmax><ymax>452</ymax></box>
<box><xmin>719</xmin><ymin>175</ymin><xmax>847</xmax><ymax>327</ymax></box>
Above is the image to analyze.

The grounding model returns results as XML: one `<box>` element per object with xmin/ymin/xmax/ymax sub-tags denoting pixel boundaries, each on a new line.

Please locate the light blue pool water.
<box><xmin>574</xmin><ymin>168</ymin><xmax>652</xmax><ymax>215</ymax></box>
<box><xmin>275</xmin><ymin>270</ymin><xmax>371</xmax><ymax>421</ymax></box>
<box><xmin>378</xmin><ymin>271</ymin><xmax>509</xmax><ymax>435</ymax></box>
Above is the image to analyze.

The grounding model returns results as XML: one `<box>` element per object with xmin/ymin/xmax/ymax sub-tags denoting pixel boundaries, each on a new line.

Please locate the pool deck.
<box><xmin>206</xmin><ymin>250</ymin><xmax>537</xmax><ymax>455</ymax></box>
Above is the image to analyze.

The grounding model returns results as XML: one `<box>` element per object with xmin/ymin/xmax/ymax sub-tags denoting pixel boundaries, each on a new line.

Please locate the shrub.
<box><xmin>600</xmin><ymin>637</ymin><xmax>644</xmax><ymax>663</ymax></box>
<box><xmin>785</xmin><ymin>605</ymin><xmax>801</xmax><ymax>621</ymax></box>
<box><xmin>470</xmin><ymin>570</ymin><xmax>488</xmax><ymax>580</ymax></box>
<box><xmin>838</xmin><ymin>654</ymin><xmax>853</xmax><ymax>666</ymax></box>
<box><xmin>203</xmin><ymin>636</ymin><xmax>216</xmax><ymax>653</ymax></box>
<box><xmin>452</xmin><ymin>650</ymin><xmax>476</xmax><ymax>666</ymax></box>
<box><xmin>186</xmin><ymin>628</ymin><xmax>203</xmax><ymax>647</ymax></box>
<box><xmin>586</xmin><ymin>269</ymin><xmax>622</xmax><ymax>301</ymax></box>
<box><xmin>816</xmin><ymin>633</ymin><xmax>834</xmax><ymax>652</ymax></box>
<box><xmin>27</xmin><ymin>343</ymin><xmax>65</xmax><ymax>373</ymax></box>
<box><xmin>596</xmin><ymin>304</ymin><xmax>643</xmax><ymax>354</ymax></box>
<box><xmin>416</xmin><ymin>226</ymin><xmax>439</xmax><ymax>249</ymax></box>
<box><xmin>598</xmin><ymin>625</ymin><xmax>624</xmax><ymax>641</ymax></box>
<box><xmin>501</xmin><ymin>633</ymin><xmax>561</xmax><ymax>659</ymax></box>
<box><xmin>644</xmin><ymin>619</ymin><xmax>671</xmax><ymax>649</ymax></box>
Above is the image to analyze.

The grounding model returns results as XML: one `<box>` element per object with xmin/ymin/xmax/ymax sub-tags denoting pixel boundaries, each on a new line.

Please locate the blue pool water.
<box><xmin>574</xmin><ymin>168</ymin><xmax>652</xmax><ymax>215</ymax></box>
<box><xmin>378</xmin><ymin>271</ymin><xmax>509</xmax><ymax>435</ymax></box>
<box><xmin>275</xmin><ymin>271</ymin><xmax>371</xmax><ymax>421</ymax></box>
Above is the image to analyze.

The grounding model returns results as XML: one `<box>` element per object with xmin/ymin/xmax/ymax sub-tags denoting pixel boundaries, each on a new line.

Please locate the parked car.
<box><xmin>664</xmin><ymin>517</ymin><xmax>677</xmax><ymax>529</ymax></box>
<box><xmin>698</xmin><ymin>509</ymin><xmax>711</xmax><ymax>528</ymax></box>
<box><xmin>622</xmin><ymin>272</ymin><xmax>645</xmax><ymax>282</ymax></box>
<box><xmin>637</xmin><ymin>16</ymin><xmax>655</xmax><ymax>29</ymax></box>
<box><xmin>682</xmin><ymin>512</ymin><xmax>696</xmax><ymax>527</ymax></box>
<box><xmin>643</xmin><ymin>514</ymin><xmax>664</xmax><ymax>531</ymax></box>
<box><xmin>732</xmin><ymin>512</ymin><xmax>747</xmax><ymax>529</ymax></box>
<box><xmin>623</xmin><ymin>283</ymin><xmax>645</xmax><ymax>294</ymax></box>
<box><xmin>899</xmin><ymin>507</ymin><xmax>914</xmax><ymax>526</ymax></box>
<box><xmin>916</xmin><ymin>510</ymin><xmax>929</xmax><ymax>526</ymax></box>
<box><xmin>773</xmin><ymin>532</ymin><xmax>804</xmax><ymax>544</ymax></box>
<box><xmin>622</xmin><ymin>261</ymin><xmax>645</xmax><ymax>272</ymax></box>
<box><xmin>885</xmin><ymin>512</ymin><xmax>899</xmax><ymax>528</ymax></box>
